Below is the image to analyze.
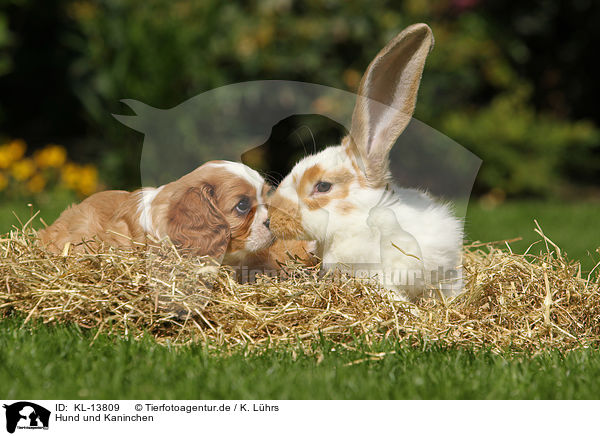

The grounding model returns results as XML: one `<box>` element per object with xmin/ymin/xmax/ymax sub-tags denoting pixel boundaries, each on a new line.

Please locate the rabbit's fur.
<box><xmin>268</xmin><ymin>24</ymin><xmax>463</xmax><ymax>300</ymax></box>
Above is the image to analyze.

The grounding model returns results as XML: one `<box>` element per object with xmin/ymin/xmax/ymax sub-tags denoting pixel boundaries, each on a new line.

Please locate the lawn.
<box><xmin>0</xmin><ymin>191</ymin><xmax>77</xmax><ymax>233</ymax></box>
<box><xmin>1</xmin><ymin>197</ymin><xmax>599</xmax><ymax>399</ymax></box>
<box><xmin>465</xmin><ymin>200</ymin><xmax>600</xmax><ymax>272</ymax></box>
<box><xmin>2</xmin><ymin>317</ymin><xmax>600</xmax><ymax>399</ymax></box>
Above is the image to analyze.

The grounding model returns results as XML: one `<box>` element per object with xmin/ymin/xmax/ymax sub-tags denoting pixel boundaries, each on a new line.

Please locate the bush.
<box><xmin>441</xmin><ymin>86</ymin><xmax>600</xmax><ymax>196</ymax></box>
<box><xmin>1</xmin><ymin>0</ymin><xmax>599</xmax><ymax>196</ymax></box>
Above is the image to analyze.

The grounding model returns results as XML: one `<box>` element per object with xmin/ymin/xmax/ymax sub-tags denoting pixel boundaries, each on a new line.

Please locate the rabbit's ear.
<box><xmin>348</xmin><ymin>23</ymin><xmax>434</xmax><ymax>186</ymax></box>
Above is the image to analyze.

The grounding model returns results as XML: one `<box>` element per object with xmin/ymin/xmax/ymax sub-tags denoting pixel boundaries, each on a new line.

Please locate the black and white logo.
<box><xmin>3</xmin><ymin>402</ymin><xmax>50</xmax><ymax>434</ymax></box>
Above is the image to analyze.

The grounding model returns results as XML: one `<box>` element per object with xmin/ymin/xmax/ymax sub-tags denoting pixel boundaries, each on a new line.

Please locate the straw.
<box><xmin>1</xmin><ymin>225</ymin><xmax>599</xmax><ymax>352</ymax></box>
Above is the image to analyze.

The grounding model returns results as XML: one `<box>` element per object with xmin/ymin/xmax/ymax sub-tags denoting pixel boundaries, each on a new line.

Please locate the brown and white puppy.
<box><xmin>38</xmin><ymin>161</ymin><xmax>278</xmax><ymax>263</ymax></box>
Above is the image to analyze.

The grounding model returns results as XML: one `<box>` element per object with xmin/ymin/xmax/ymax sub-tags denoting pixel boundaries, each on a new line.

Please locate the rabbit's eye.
<box><xmin>314</xmin><ymin>181</ymin><xmax>332</xmax><ymax>193</ymax></box>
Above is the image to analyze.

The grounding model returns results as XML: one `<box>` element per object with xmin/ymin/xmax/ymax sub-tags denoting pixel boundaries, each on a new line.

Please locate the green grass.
<box><xmin>465</xmin><ymin>200</ymin><xmax>600</xmax><ymax>271</ymax></box>
<box><xmin>0</xmin><ymin>191</ymin><xmax>76</xmax><ymax>233</ymax></box>
<box><xmin>1</xmin><ymin>317</ymin><xmax>600</xmax><ymax>399</ymax></box>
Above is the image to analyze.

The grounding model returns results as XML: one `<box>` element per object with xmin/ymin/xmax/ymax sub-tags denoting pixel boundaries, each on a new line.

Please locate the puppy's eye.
<box><xmin>314</xmin><ymin>181</ymin><xmax>332</xmax><ymax>193</ymax></box>
<box><xmin>235</xmin><ymin>196</ymin><xmax>251</xmax><ymax>214</ymax></box>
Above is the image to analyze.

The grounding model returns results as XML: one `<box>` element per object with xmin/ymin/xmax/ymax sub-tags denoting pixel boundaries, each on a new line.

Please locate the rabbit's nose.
<box><xmin>264</xmin><ymin>218</ymin><xmax>270</xmax><ymax>229</ymax></box>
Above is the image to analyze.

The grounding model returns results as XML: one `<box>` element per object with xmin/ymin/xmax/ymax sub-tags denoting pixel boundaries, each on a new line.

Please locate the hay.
<box><xmin>1</xmin><ymin>222</ymin><xmax>599</xmax><ymax>352</ymax></box>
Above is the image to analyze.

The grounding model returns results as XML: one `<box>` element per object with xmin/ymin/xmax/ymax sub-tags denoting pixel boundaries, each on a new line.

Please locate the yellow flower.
<box><xmin>61</xmin><ymin>162</ymin><xmax>81</xmax><ymax>190</ymax></box>
<box><xmin>0</xmin><ymin>172</ymin><xmax>8</xmax><ymax>191</ymax></box>
<box><xmin>61</xmin><ymin>162</ymin><xmax>99</xmax><ymax>196</ymax></box>
<box><xmin>68</xmin><ymin>1</ymin><xmax>98</xmax><ymax>21</ymax></box>
<box><xmin>76</xmin><ymin>164</ymin><xmax>98</xmax><ymax>196</ymax></box>
<box><xmin>27</xmin><ymin>174</ymin><xmax>46</xmax><ymax>193</ymax></box>
<box><xmin>0</xmin><ymin>139</ymin><xmax>27</xmax><ymax>169</ymax></box>
<box><xmin>11</xmin><ymin>158</ymin><xmax>36</xmax><ymax>181</ymax></box>
<box><xmin>34</xmin><ymin>144</ymin><xmax>67</xmax><ymax>168</ymax></box>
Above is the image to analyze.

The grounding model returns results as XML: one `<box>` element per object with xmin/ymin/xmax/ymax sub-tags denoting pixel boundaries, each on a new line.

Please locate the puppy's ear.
<box><xmin>166</xmin><ymin>185</ymin><xmax>230</xmax><ymax>258</ymax></box>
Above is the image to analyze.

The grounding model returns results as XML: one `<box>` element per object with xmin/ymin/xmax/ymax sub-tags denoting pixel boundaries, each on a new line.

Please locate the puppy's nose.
<box><xmin>264</xmin><ymin>218</ymin><xmax>270</xmax><ymax>229</ymax></box>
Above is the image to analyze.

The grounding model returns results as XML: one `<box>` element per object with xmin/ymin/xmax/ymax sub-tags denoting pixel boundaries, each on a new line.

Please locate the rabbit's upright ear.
<box><xmin>348</xmin><ymin>23</ymin><xmax>434</xmax><ymax>186</ymax></box>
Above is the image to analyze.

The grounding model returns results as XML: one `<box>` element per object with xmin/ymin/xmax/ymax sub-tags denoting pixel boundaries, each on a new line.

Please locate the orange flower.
<box><xmin>34</xmin><ymin>144</ymin><xmax>67</xmax><ymax>168</ymax></box>
<box><xmin>11</xmin><ymin>158</ymin><xmax>36</xmax><ymax>181</ymax></box>
<box><xmin>342</xmin><ymin>69</ymin><xmax>361</xmax><ymax>90</ymax></box>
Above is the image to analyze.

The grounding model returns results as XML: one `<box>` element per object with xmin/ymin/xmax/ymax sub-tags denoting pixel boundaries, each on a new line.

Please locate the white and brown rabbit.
<box><xmin>268</xmin><ymin>24</ymin><xmax>463</xmax><ymax>301</ymax></box>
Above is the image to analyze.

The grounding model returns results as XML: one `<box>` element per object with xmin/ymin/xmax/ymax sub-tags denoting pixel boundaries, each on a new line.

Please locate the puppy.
<box><xmin>39</xmin><ymin>161</ymin><xmax>282</xmax><ymax>265</ymax></box>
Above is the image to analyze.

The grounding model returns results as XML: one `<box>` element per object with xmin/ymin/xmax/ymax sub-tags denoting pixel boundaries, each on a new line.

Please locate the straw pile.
<box><xmin>1</xmin><ymin>223</ymin><xmax>599</xmax><ymax>352</ymax></box>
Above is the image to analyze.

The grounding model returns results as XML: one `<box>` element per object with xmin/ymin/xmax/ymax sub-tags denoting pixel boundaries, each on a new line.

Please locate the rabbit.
<box><xmin>267</xmin><ymin>23</ymin><xmax>464</xmax><ymax>301</ymax></box>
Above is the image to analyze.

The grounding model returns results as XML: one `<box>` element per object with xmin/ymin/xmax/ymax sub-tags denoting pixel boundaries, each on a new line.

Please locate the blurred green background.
<box><xmin>0</xmin><ymin>0</ymin><xmax>599</xmax><ymax>265</ymax></box>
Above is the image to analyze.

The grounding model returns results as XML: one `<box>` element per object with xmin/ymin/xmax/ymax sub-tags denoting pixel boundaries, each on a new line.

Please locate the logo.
<box><xmin>2</xmin><ymin>402</ymin><xmax>50</xmax><ymax>434</ymax></box>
